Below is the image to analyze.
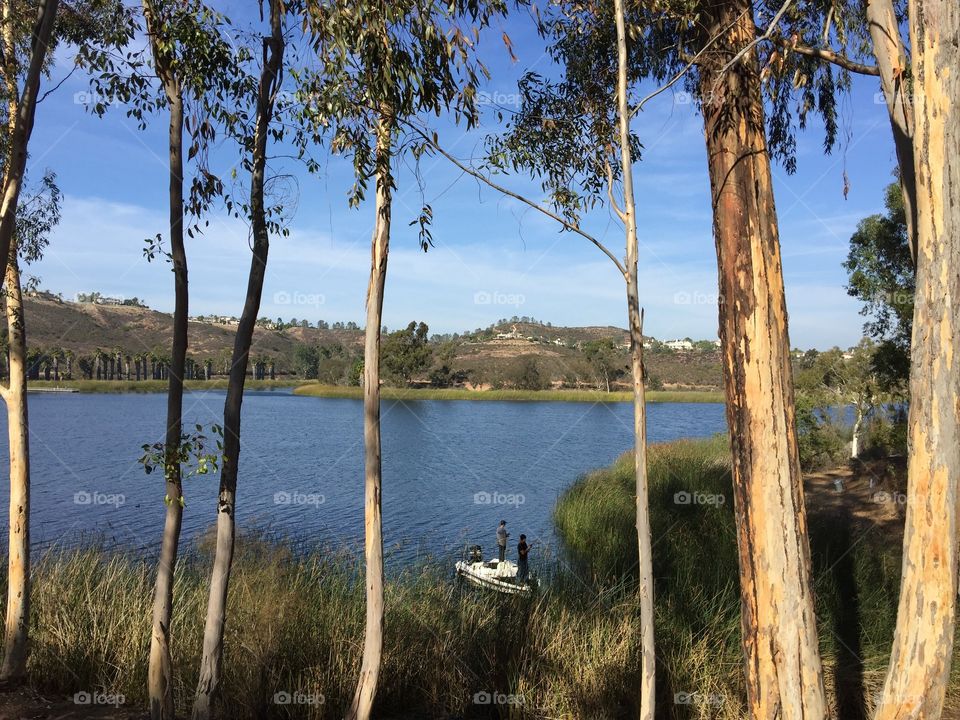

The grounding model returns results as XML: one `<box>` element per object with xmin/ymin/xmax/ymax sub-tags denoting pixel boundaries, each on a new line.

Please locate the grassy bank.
<box><xmin>27</xmin><ymin>378</ymin><xmax>296</xmax><ymax>393</ymax></box>
<box><xmin>554</xmin><ymin>437</ymin><xmax>960</xmax><ymax>717</ymax></box>
<box><xmin>293</xmin><ymin>383</ymin><xmax>724</xmax><ymax>404</ymax></box>
<box><xmin>11</xmin><ymin>542</ymin><xmax>650</xmax><ymax>720</ymax></box>
<box><xmin>6</xmin><ymin>439</ymin><xmax>954</xmax><ymax>719</ymax></box>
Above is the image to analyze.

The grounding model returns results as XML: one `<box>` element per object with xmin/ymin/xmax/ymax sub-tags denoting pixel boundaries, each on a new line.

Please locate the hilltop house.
<box><xmin>663</xmin><ymin>338</ymin><xmax>694</xmax><ymax>351</ymax></box>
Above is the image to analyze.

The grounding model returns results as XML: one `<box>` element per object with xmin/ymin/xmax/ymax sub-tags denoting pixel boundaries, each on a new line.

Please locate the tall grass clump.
<box><xmin>553</xmin><ymin>435</ymin><xmax>960</xmax><ymax>717</ymax></box>
<box><xmin>4</xmin><ymin>437</ymin><xmax>955</xmax><ymax>718</ymax></box>
<box><xmin>3</xmin><ymin>537</ymin><xmax>655</xmax><ymax>718</ymax></box>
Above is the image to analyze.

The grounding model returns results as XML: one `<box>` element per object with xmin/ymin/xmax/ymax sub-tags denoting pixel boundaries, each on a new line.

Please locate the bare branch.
<box><xmin>604</xmin><ymin>157</ymin><xmax>627</xmax><ymax>223</ymax></box>
<box><xmin>38</xmin><ymin>66</ymin><xmax>78</xmax><ymax>103</ymax></box>
<box><xmin>769</xmin><ymin>34</ymin><xmax>880</xmax><ymax>75</ymax></box>
<box><xmin>718</xmin><ymin>0</ymin><xmax>793</xmax><ymax>76</ymax></box>
<box><xmin>401</xmin><ymin>120</ymin><xmax>627</xmax><ymax>278</ymax></box>
<box><xmin>632</xmin><ymin>13</ymin><xmax>748</xmax><ymax>116</ymax></box>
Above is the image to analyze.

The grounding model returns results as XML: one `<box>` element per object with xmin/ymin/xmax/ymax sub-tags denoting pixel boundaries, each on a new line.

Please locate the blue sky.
<box><xmin>25</xmin><ymin>4</ymin><xmax>897</xmax><ymax>349</ymax></box>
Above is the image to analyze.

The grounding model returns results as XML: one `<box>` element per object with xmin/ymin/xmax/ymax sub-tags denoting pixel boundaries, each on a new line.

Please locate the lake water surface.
<box><xmin>0</xmin><ymin>390</ymin><xmax>726</xmax><ymax>565</ymax></box>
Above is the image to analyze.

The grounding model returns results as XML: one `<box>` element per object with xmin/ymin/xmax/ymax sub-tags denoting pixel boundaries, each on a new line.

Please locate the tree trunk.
<box><xmin>143</xmin><ymin>2</ymin><xmax>189</xmax><ymax>716</ymax></box>
<box><xmin>866</xmin><ymin>0</ymin><xmax>918</xmax><ymax>263</ymax></box>
<box><xmin>0</xmin><ymin>259</ymin><xmax>30</xmax><ymax>682</ymax></box>
<box><xmin>851</xmin><ymin>405</ymin><xmax>863</xmax><ymax>459</ymax></box>
<box><xmin>346</xmin><ymin>107</ymin><xmax>393</xmax><ymax>720</ymax></box>
<box><xmin>874</xmin><ymin>0</ymin><xmax>960</xmax><ymax>715</ymax></box>
<box><xmin>613</xmin><ymin>0</ymin><xmax>654</xmax><ymax>716</ymax></box>
<box><xmin>0</xmin><ymin>0</ymin><xmax>59</xmax><ymax>283</ymax></box>
<box><xmin>698</xmin><ymin>1</ymin><xmax>827</xmax><ymax>717</ymax></box>
<box><xmin>192</xmin><ymin>9</ymin><xmax>284</xmax><ymax>718</ymax></box>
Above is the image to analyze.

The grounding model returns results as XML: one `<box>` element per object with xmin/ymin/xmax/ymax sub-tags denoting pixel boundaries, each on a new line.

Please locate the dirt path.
<box><xmin>804</xmin><ymin>457</ymin><xmax>907</xmax><ymax>535</ymax></box>
<box><xmin>0</xmin><ymin>687</ymin><xmax>142</xmax><ymax>720</ymax></box>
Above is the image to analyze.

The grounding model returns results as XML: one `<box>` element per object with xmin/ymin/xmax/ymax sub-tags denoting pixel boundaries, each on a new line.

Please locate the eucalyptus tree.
<box><xmin>301</xmin><ymin>1</ymin><xmax>504</xmax><ymax>716</ymax></box>
<box><xmin>138</xmin><ymin>4</ymin><xmax>241</xmax><ymax>713</ymax></box>
<box><xmin>426</xmin><ymin>1</ymin><xmax>659</xmax><ymax>710</ymax></box>
<box><xmin>0</xmin><ymin>0</ymin><xmax>58</xmax><ymax>288</ymax></box>
<box><xmin>752</xmin><ymin>0</ymin><xmax>916</xmax><ymax>260</ymax></box>
<box><xmin>871</xmin><ymin>2</ymin><xmax>959</xmax><ymax>715</ymax></box>
<box><xmin>739</xmin><ymin>2</ymin><xmax>960</xmax><ymax>714</ymax></box>
<box><xmin>84</xmin><ymin>2</ymin><xmax>245</xmax><ymax>716</ymax></box>
<box><xmin>191</xmin><ymin>2</ymin><xmax>290</xmax><ymax>716</ymax></box>
<box><xmin>478</xmin><ymin>0</ymin><xmax>843</xmax><ymax>713</ymax></box>
<box><xmin>0</xmin><ymin>170</ymin><xmax>59</xmax><ymax>681</ymax></box>
<box><xmin>0</xmin><ymin>0</ymin><xmax>59</xmax><ymax>682</ymax></box>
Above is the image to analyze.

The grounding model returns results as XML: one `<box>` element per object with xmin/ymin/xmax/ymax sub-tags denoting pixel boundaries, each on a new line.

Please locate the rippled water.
<box><xmin>0</xmin><ymin>389</ymin><xmax>726</xmax><ymax>565</ymax></box>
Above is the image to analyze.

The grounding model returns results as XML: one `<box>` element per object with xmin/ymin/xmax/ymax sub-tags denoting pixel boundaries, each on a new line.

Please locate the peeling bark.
<box><xmin>874</xmin><ymin>0</ymin><xmax>960</xmax><ymax>716</ymax></box>
<box><xmin>345</xmin><ymin>107</ymin><xmax>392</xmax><ymax>720</ymax></box>
<box><xmin>698</xmin><ymin>1</ymin><xmax>827</xmax><ymax>717</ymax></box>
<box><xmin>866</xmin><ymin>0</ymin><xmax>919</xmax><ymax>263</ymax></box>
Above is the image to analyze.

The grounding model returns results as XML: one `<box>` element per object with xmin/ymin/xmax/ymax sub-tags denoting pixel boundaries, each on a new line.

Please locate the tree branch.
<box><xmin>632</xmin><ymin>12</ymin><xmax>748</xmax><ymax>116</ymax></box>
<box><xmin>718</xmin><ymin>0</ymin><xmax>794</xmax><ymax>76</ymax></box>
<box><xmin>401</xmin><ymin>120</ymin><xmax>627</xmax><ymax>278</ymax></box>
<box><xmin>768</xmin><ymin>34</ymin><xmax>880</xmax><ymax>75</ymax></box>
<box><xmin>604</xmin><ymin>157</ymin><xmax>627</xmax><ymax>223</ymax></box>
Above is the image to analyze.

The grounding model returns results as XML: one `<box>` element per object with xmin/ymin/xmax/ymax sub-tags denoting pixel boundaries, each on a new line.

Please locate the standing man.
<box><xmin>517</xmin><ymin>534</ymin><xmax>530</xmax><ymax>582</ymax></box>
<box><xmin>496</xmin><ymin>520</ymin><xmax>508</xmax><ymax>563</ymax></box>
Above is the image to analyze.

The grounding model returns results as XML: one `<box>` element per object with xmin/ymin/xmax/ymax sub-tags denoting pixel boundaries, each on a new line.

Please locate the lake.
<box><xmin>0</xmin><ymin>390</ymin><xmax>727</xmax><ymax>565</ymax></box>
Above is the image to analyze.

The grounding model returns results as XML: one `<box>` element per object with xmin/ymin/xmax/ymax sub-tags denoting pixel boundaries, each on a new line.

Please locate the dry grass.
<box><xmin>293</xmin><ymin>383</ymin><xmax>724</xmax><ymax>404</ymax></box>
<box><xmin>4</xmin><ymin>438</ymin><xmax>957</xmax><ymax>719</ymax></box>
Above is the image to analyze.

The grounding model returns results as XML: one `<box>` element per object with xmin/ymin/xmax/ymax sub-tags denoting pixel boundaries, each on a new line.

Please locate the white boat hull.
<box><xmin>455</xmin><ymin>559</ymin><xmax>533</xmax><ymax>595</ymax></box>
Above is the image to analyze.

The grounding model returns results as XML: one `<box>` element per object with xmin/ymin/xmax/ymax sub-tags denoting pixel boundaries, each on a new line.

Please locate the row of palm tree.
<box><xmin>0</xmin><ymin>346</ymin><xmax>278</xmax><ymax>382</ymax></box>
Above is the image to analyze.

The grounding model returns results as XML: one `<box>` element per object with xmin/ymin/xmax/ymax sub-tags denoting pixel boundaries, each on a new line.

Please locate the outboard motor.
<box><xmin>468</xmin><ymin>545</ymin><xmax>483</xmax><ymax>563</ymax></box>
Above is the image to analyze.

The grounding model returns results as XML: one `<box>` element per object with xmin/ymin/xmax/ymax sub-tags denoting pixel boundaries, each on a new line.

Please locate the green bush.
<box><xmin>795</xmin><ymin>394</ymin><xmax>850</xmax><ymax>469</ymax></box>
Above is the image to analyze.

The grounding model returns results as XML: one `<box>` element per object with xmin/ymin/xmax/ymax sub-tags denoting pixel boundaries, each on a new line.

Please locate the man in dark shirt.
<box><xmin>517</xmin><ymin>534</ymin><xmax>529</xmax><ymax>582</ymax></box>
<box><xmin>496</xmin><ymin>520</ymin><xmax>509</xmax><ymax>562</ymax></box>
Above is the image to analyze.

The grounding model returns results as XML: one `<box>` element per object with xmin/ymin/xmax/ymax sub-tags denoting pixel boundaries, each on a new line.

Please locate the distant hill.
<box><xmin>13</xmin><ymin>296</ymin><xmax>722</xmax><ymax>390</ymax></box>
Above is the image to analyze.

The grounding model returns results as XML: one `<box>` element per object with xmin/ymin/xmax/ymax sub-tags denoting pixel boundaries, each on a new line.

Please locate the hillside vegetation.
<box><xmin>14</xmin><ymin>296</ymin><xmax>723</xmax><ymax>391</ymax></box>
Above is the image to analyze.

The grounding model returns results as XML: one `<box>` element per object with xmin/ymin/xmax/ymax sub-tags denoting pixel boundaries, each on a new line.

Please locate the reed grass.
<box><xmin>4</xmin><ymin>437</ymin><xmax>956</xmax><ymax>718</ymax></box>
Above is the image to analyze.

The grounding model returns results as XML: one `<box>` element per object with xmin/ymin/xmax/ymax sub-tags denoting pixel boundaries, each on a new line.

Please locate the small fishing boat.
<box><xmin>455</xmin><ymin>545</ymin><xmax>534</xmax><ymax>596</ymax></box>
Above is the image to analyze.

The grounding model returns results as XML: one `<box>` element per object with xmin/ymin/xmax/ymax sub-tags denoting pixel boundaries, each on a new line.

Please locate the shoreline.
<box><xmin>26</xmin><ymin>379</ymin><xmax>297</xmax><ymax>394</ymax></box>
<box><xmin>24</xmin><ymin>379</ymin><xmax>724</xmax><ymax>403</ymax></box>
<box><xmin>293</xmin><ymin>383</ymin><xmax>724</xmax><ymax>403</ymax></box>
